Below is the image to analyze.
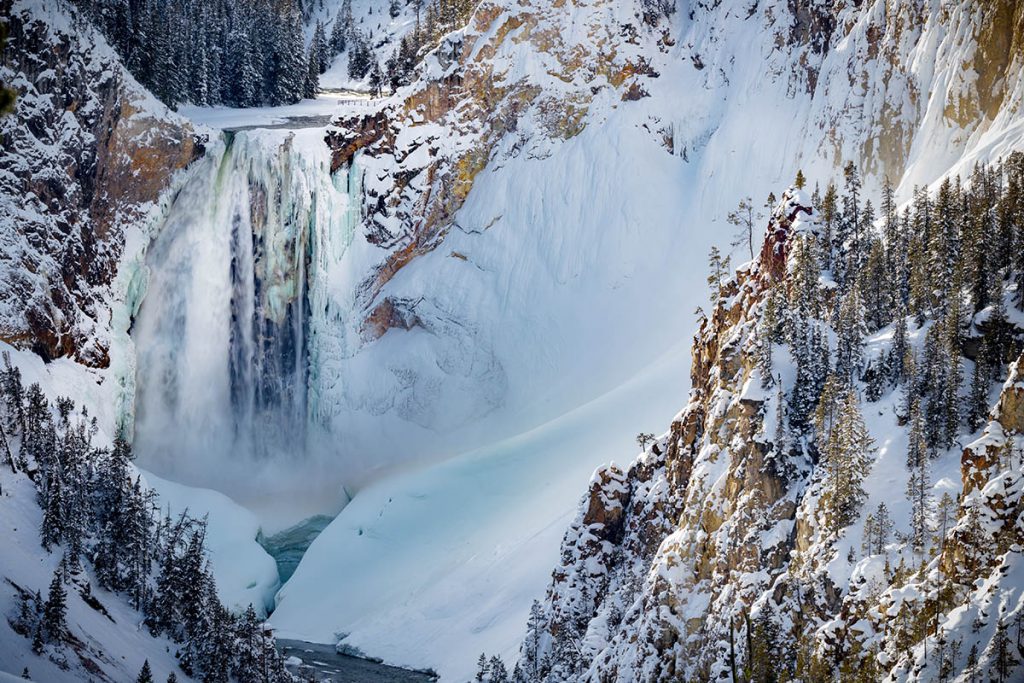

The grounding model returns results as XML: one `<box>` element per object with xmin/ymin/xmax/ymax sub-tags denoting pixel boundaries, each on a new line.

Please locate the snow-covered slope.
<box><xmin>264</xmin><ymin>0</ymin><xmax>1024</xmax><ymax>677</ymax></box>
<box><xmin>2</xmin><ymin>0</ymin><xmax>1023</xmax><ymax>679</ymax></box>
<box><xmin>306</xmin><ymin>0</ymin><xmax>423</xmax><ymax>91</ymax></box>
<box><xmin>0</xmin><ymin>472</ymin><xmax>191</xmax><ymax>683</ymax></box>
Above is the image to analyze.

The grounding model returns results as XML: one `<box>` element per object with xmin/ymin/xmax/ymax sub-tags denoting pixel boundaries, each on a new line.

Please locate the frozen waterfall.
<box><xmin>131</xmin><ymin>129</ymin><xmax>362</xmax><ymax>515</ymax></box>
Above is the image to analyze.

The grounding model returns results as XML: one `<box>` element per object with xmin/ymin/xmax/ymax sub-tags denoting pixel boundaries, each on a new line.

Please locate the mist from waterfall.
<box><xmin>131</xmin><ymin>130</ymin><xmax>361</xmax><ymax>517</ymax></box>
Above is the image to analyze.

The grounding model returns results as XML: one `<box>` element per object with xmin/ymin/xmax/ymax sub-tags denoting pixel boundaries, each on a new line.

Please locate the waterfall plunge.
<box><xmin>132</xmin><ymin>130</ymin><xmax>361</xmax><ymax>514</ymax></box>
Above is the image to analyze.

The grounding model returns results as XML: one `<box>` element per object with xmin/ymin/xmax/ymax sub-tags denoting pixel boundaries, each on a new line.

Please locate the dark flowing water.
<box><xmin>278</xmin><ymin>640</ymin><xmax>438</xmax><ymax>682</ymax></box>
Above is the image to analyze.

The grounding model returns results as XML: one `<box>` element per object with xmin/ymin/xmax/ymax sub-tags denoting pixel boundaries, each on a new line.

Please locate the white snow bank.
<box><xmin>140</xmin><ymin>472</ymin><xmax>281</xmax><ymax>616</ymax></box>
<box><xmin>269</xmin><ymin>341</ymin><xmax>690</xmax><ymax>681</ymax></box>
<box><xmin>179</xmin><ymin>93</ymin><xmax>372</xmax><ymax>131</ymax></box>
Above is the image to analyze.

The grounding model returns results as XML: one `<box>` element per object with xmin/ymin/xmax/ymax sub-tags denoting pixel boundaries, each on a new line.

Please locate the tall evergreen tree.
<box><xmin>43</xmin><ymin>566</ymin><xmax>67</xmax><ymax>642</ymax></box>
<box><xmin>304</xmin><ymin>39</ymin><xmax>321</xmax><ymax>99</ymax></box>
<box><xmin>906</xmin><ymin>450</ymin><xmax>931</xmax><ymax>554</ymax></box>
<box><xmin>313</xmin><ymin>20</ymin><xmax>330</xmax><ymax>73</ymax></box>
<box><xmin>820</xmin><ymin>389</ymin><xmax>874</xmax><ymax>535</ymax></box>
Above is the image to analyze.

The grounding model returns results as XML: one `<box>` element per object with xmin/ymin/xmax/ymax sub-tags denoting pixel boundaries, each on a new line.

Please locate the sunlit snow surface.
<box><xmin>269</xmin><ymin>343</ymin><xmax>690</xmax><ymax>674</ymax></box>
<box><xmin>147</xmin><ymin>44</ymin><xmax>1024</xmax><ymax>681</ymax></box>
<box><xmin>21</xmin><ymin>0</ymin><xmax>1022</xmax><ymax>677</ymax></box>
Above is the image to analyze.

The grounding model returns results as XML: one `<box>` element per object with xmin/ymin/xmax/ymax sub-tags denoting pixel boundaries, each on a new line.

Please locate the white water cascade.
<box><xmin>132</xmin><ymin>129</ymin><xmax>362</xmax><ymax>515</ymax></box>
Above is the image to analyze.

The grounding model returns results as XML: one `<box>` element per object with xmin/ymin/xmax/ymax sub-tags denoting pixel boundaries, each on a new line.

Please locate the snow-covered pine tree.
<box><xmin>347</xmin><ymin>31</ymin><xmax>373</xmax><ymax>79</ymax></box>
<box><xmin>313</xmin><ymin>20</ymin><xmax>330</xmax><ymax>73</ymax></box>
<box><xmin>42</xmin><ymin>565</ymin><xmax>67</xmax><ymax>642</ymax></box>
<box><xmin>834</xmin><ymin>285</ymin><xmax>865</xmax><ymax>383</ymax></box>
<box><xmin>706</xmin><ymin>245</ymin><xmax>730</xmax><ymax>305</ymax></box>
<box><xmin>273</xmin><ymin>8</ymin><xmax>307</xmax><ymax>104</ymax></box>
<box><xmin>820</xmin><ymin>389</ymin><xmax>874</xmax><ymax>535</ymax></box>
<box><xmin>304</xmin><ymin>39</ymin><xmax>321</xmax><ymax>99</ymax></box>
<box><xmin>226</xmin><ymin>24</ymin><xmax>260</xmax><ymax>108</ymax></box>
<box><xmin>369</xmin><ymin>61</ymin><xmax>385</xmax><ymax>97</ymax></box>
<box><xmin>905</xmin><ymin>449</ymin><xmax>931</xmax><ymax>554</ymax></box>
<box><xmin>860</xmin><ymin>236</ymin><xmax>890</xmax><ymax>332</ymax></box>
<box><xmin>331</xmin><ymin>0</ymin><xmax>354</xmax><ymax>54</ymax></box>
<box><xmin>817</xmin><ymin>182</ymin><xmax>838</xmax><ymax>270</ymax></box>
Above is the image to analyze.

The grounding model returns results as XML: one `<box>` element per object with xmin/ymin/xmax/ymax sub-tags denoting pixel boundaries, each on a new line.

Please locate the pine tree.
<box><xmin>706</xmin><ymin>246</ymin><xmax>730</xmax><ymax>305</ymax></box>
<box><xmin>369</xmin><ymin>61</ymin><xmax>384</xmax><ymax>97</ymax></box>
<box><xmin>226</xmin><ymin>26</ymin><xmax>260</xmax><ymax>108</ymax></box>
<box><xmin>137</xmin><ymin>660</ymin><xmax>154</xmax><ymax>683</ymax></box>
<box><xmin>233</xmin><ymin>605</ymin><xmax>263</xmax><ymax>682</ymax></box>
<box><xmin>790</xmin><ymin>321</ymin><xmax>827</xmax><ymax>433</ymax></box>
<box><xmin>489</xmin><ymin>655</ymin><xmax>509</xmax><ymax>682</ymax></box>
<box><xmin>906</xmin><ymin>399</ymin><xmax>928</xmax><ymax>470</ymax></box>
<box><xmin>304</xmin><ymin>40</ymin><xmax>321</xmax><ymax>99</ymax></box>
<box><xmin>727</xmin><ymin>197</ymin><xmax>760</xmax><ymax>261</ymax></box>
<box><xmin>836</xmin><ymin>161</ymin><xmax>863</xmax><ymax>288</ymax></box>
<box><xmin>749</xmin><ymin>604</ymin><xmax>782</xmax><ymax>683</ymax></box>
<box><xmin>273</xmin><ymin>8</ymin><xmax>307</xmax><ymax>104</ymax></box>
<box><xmin>313</xmin><ymin>20</ymin><xmax>330</xmax><ymax>73</ymax></box>
<box><xmin>475</xmin><ymin>653</ymin><xmax>490</xmax><ymax>681</ymax></box>
<box><xmin>347</xmin><ymin>31</ymin><xmax>373</xmax><ymax>79</ymax></box>
<box><xmin>43</xmin><ymin>566</ymin><xmax>67</xmax><ymax>642</ymax></box>
<box><xmin>906</xmin><ymin>452</ymin><xmax>931</xmax><ymax>554</ymax></box>
<box><xmin>820</xmin><ymin>389</ymin><xmax>874</xmax><ymax>535</ymax></box>
<box><xmin>933</xmin><ymin>492</ymin><xmax>957</xmax><ymax>553</ymax></box>
<box><xmin>758</xmin><ymin>338</ymin><xmax>774</xmax><ymax>390</ymax></box>
<box><xmin>522</xmin><ymin>600</ymin><xmax>545</xmax><ymax>679</ymax></box>
<box><xmin>794</xmin><ymin>169</ymin><xmax>806</xmax><ymax>190</ymax></box>
<box><xmin>860</xmin><ymin>237</ymin><xmax>890</xmax><ymax>332</ymax></box>
<box><xmin>990</xmin><ymin>619</ymin><xmax>1015</xmax><ymax>682</ymax></box>
<box><xmin>789</xmin><ymin>236</ymin><xmax>821</xmax><ymax>320</ymax></box>
<box><xmin>967</xmin><ymin>355</ymin><xmax>990</xmax><ymax>431</ymax></box>
<box><xmin>818</xmin><ymin>183</ymin><xmax>838</xmax><ymax>270</ymax></box>
<box><xmin>890</xmin><ymin>302</ymin><xmax>908</xmax><ymax>384</ymax></box>
<box><xmin>834</xmin><ymin>286</ymin><xmax>865</xmax><ymax>383</ymax></box>
<box><xmin>928</xmin><ymin>177</ymin><xmax>959</xmax><ymax>310</ymax></box>
<box><xmin>41</xmin><ymin>472</ymin><xmax>65</xmax><ymax>550</ymax></box>
<box><xmin>861</xmin><ymin>502</ymin><xmax>892</xmax><ymax>556</ymax></box>
<box><xmin>331</xmin><ymin>0</ymin><xmax>354</xmax><ymax>54</ymax></box>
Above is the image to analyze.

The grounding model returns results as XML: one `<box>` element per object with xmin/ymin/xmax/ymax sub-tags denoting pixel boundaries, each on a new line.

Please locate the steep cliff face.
<box><xmin>0</xmin><ymin>0</ymin><xmax>201</xmax><ymax>368</ymax></box>
<box><xmin>334</xmin><ymin>0</ymin><xmax>1024</xmax><ymax>309</ymax></box>
<box><xmin>306</xmin><ymin>0</ymin><xmax>1024</xmax><ymax>459</ymax></box>
<box><xmin>527</xmin><ymin>175</ymin><xmax>1024</xmax><ymax>681</ymax></box>
<box><xmin>527</xmin><ymin>191</ymin><xmax>820</xmax><ymax>680</ymax></box>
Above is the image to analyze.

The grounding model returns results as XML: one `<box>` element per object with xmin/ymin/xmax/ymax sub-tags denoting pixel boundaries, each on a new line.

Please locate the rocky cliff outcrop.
<box><xmin>523</xmin><ymin>191</ymin><xmax>823</xmax><ymax>681</ymax></box>
<box><xmin>322</xmin><ymin>0</ymin><xmax>1024</xmax><ymax>384</ymax></box>
<box><xmin>0</xmin><ymin>0</ymin><xmax>202</xmax><ymax>367</ymax></box>
<box><xmin>525</xmin><ymin>176</ymin><xmax>1024</xmax><ymax>681</ymax></box>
